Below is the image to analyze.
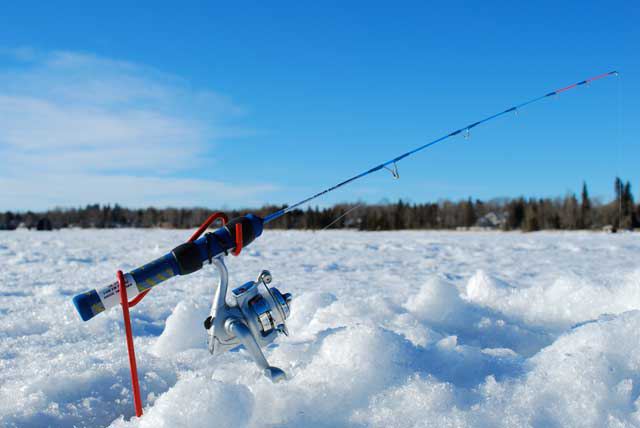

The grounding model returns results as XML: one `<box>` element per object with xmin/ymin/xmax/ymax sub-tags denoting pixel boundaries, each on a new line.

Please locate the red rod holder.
<box><xmin>128</xmin><ymin>289</ymin><xmax>150</xmax><ymax>308</ymax></box>
<box><xmin>188</xmin><ymin>212</ymin><xmax>228</xmax><ymax>243</ymax></box>
<box><xmin>117</xmin><ymin>211</ymin><xmax>234</xmax><ymax>418</ymax></box>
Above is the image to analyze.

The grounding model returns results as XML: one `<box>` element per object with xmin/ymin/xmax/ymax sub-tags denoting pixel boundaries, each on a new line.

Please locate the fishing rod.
<box><xmin>72</xmin><ymin>71</ymin><xmax>618</xmax><ymax>381</ymax></box>
<box><xmin>264</xmin><ymin>70</ymin><xmax>618</xmax><ymax>224</ymax></box>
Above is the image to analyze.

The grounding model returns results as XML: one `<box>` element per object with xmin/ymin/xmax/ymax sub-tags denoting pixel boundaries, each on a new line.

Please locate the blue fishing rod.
<box><xmin>72</xmin><ymin>70</ymin><xmax>618</xmax><ymax>323</ymax></box>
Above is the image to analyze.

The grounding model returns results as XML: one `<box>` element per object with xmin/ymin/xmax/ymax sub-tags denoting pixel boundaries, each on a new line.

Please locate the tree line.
<box><xmin>1</xmin><ymin>178</ymin><xmax>638</xmax><ymax>232</ymax></box>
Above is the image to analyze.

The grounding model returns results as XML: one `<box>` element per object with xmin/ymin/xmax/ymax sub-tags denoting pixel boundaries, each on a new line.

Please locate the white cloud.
<box><xmin>0</xmin><ymin>174</ymin><xmax>276</xmax><ymax>209</ymax></box>
<box><xmin>0</xmin><ymin>49</ymin><xmax>269</xmax><ymax>210</ymax></box>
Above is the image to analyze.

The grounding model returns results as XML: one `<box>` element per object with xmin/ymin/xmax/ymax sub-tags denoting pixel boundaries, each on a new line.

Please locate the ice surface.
<box><xmin>1</xmin><ymin>229</ymin><xmax>639</xmax><ymax>427</ymax></box>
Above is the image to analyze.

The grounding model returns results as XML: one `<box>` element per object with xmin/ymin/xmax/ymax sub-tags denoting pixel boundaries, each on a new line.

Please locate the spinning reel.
<box><xmin>204</xmin><ymin>256</ymin><xmax>292</xmax><ymax>382</ymax></box>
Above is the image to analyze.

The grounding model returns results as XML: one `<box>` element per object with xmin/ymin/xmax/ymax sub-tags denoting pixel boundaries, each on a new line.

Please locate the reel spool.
<box><xmin>204</xmin><ymin>256</ymin><xmax>292</xmax><ymax>382</ymax></box>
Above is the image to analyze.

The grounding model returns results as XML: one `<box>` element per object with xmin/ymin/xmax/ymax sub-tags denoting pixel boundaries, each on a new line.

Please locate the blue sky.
<box><xmin>0</xmin><ymin>1</ymin><xmax>637</xmax><ymax>211</ymax></box>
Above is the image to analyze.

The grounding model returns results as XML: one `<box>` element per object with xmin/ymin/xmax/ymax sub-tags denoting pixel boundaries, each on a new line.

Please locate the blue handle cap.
<box><xmin>73</xmin><ymin>290</ymin><xmax>104</xmax><ymax>321</ymax></box>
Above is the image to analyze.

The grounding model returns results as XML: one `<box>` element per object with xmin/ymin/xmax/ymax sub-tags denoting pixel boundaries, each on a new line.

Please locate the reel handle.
<box><xmin>72</xmin><ymin>214</ymin><xmax>264</xmax><ymax>322</ymax></box>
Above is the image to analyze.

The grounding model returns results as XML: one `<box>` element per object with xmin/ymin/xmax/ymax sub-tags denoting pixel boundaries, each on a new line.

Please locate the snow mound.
<box><xmin>285</xmin><ymin>290</ymin><xmax>337</xmax><ymax>339</ymax></box>
<box><xmin>465</xmin><ymin>269</ymin><xmax>640</xmax><ymax>329</ymax></box>
<box><xmin>248</xmin><ymin>325</ymin><xmax>421</xmax><ymax>427</ymax></box>
<box><xmin>151</xmin><ymin>299</ymin><xmax>209</xmax><ymax>357</ymax></box>
<box><xmin>465</xmin><ymin>269</ymin><xmax>514</xmax><ymax>303</ymax></box>
<box><xmin>111</xmin><ymin>375</ymin><xmax>254</xmax><ymax>428</ymax></box>
<box><xmin>354</xmin><ymin>310</ymin><xmax>640</xmax><ymax>428</ymax></box>
<box><xmin>351</xmin><ymin>375</ymin><xmax>469</xmax><ymax>428</ymax></box>
<box><xmin>404</xmin><ymin>276</ymin><xmax>470</xmax><ymax>326</ymax></box>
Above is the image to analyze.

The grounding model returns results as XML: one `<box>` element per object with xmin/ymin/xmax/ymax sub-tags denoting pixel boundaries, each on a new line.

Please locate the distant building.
<box><xmin>475</xmin><ymin>212</ymin><xmax>506</xmax><ymax>229</ymax></box>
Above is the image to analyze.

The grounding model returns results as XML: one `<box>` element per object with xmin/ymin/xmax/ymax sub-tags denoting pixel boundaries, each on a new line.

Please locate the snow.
<box><xmin>1</xmin><ymin>229</ymin><xmax>640</xmax><ymax>427</ymax></box>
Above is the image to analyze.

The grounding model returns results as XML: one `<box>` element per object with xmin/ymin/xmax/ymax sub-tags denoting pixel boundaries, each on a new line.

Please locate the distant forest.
<box><xmin>2</xmin><ymin>178</ymin><xmax>638</xmax><ymax>232</ymax></box>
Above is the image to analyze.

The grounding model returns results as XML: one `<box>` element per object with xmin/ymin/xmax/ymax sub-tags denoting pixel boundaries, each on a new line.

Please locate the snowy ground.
<box><xmin>1</xmin><ymin>229</ymin><xmax>640</xmax><ymax>428</ymax></box>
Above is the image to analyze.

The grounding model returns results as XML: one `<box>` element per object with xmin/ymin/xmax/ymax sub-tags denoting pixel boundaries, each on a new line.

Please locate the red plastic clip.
<box><xmin>232</xmin><ymin>223</ymin><xmax>243</xmax><ymax>256</ymax></box>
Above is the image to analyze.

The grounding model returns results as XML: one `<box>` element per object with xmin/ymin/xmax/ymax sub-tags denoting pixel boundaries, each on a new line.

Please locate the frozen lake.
<box><xmin>1</xmin><ymin>229</ymin><xmax>640</xmax><ymax>427</ymax></box>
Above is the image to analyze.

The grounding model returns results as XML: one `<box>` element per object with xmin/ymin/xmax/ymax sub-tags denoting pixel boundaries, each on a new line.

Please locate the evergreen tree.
<box><xmin>462</xmin><ymin>197</ymin><xmax>476</xmax><ymax>228</ymax></box>
<box><xmin>523</xmin><ymin>201</ymin><xmax>539</xmax><ymax>232</ymax></box>
<box><xmin>561</xmin><ymin>194</ymin><xmax>579</xmax><ymax>229</ymax></box>
<box><xmin>622</xmin><ymin>181</ymin><xmax>636</xmax><ymax>229</ymax></box>
<box><xmin>580</xmin><ymin>181</ymin><xmax>592</xmax><ymax>229</ymax></box>
<box><xmin>614</xmin><ymin>177</ymin><xmax>623</xmax><ymax>230</ymax></box>
<box><xmin>505</xmin><ymin>198</ymin><xmax>525</xmax><ymax>230</ymax></box>
<box><xmin>394</xmin><ymin>200</ymin><xmax>406</xmax><ymax>229</ymax></box>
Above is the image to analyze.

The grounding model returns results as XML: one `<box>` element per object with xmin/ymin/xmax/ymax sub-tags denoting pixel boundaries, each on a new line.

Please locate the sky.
<box><xmin>0</xmin><ymin>1</ymin><xmax>637</xmax><ymax>211</ymax></box>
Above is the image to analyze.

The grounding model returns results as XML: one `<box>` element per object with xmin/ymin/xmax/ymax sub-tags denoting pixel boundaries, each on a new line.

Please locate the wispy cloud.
<box><xmin>0</xmin><ymin>49</ymin><xmax>271</xmax><ymax>210</ymax></box>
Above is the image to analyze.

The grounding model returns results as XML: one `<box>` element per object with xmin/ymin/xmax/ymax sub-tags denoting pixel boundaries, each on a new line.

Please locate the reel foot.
<box><xmin>265</xmin><ymin>366</ymin><xmax>286</xmax><ymax>383</ymax></box>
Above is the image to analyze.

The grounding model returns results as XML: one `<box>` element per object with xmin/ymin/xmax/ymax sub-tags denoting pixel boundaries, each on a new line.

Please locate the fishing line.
<box><xmin>616</xmin><ymin>72</ymin><xmax>623</xmax><ymax>229</ymax></box>
<box><xmin>320</xmin><ymin>203</ymin><xmax>365</xmax><ymax>231</ymax></box>
<box><xmin>264</xmin><ymin>71</ymin><xmax>619</xmax><ymax>225</ymax></box>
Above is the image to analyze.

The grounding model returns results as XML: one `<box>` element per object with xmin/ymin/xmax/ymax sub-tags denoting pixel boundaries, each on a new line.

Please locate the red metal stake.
<box><xmin>118</xmin><ymin>270</ymin><xmax>143</xmax><ymax>418</ymax></box>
